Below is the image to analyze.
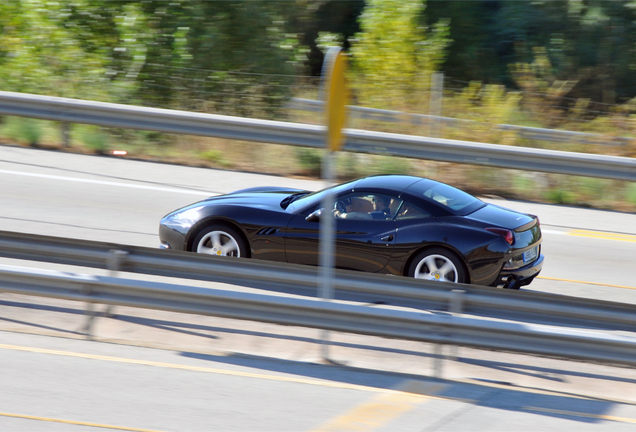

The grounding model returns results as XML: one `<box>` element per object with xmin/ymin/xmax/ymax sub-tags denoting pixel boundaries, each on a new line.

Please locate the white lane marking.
<box><xmin>539</xmin><ymin>229</ymin><xmax>564</xmax><ymax>235</ymax></box>
<box><xmin>0</xmin><ymin>169</ymin><xmax>213</xmax><ymax>196</ymax></box>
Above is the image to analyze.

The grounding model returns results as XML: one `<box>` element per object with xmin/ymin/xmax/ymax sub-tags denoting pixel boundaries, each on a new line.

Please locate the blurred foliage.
<box><xmin>0</xmin><ymin>0</ymin><xmax>307</xmax><ymax>114</ymax></box>
<box><xmin>4</xmin><ymin>0</ymin><xmax>636</xmax><ymax>115</ymax></box>
<box><xmin>370</xmin><ymin>155</ymin><xmax>413</xmax><ymax>176</ymax></box>
<box><xmin>427</xmin><ymin>0</ymin><xmax>636</xmax><ymax>107</ymax></box>
<box><xmin>0</xmin><ymin>1</ymin><xmax>113</xmax><ymax>99</ymax></box>
<box><xmin>1</xmin><ymin>0</ymin><xmax>636</xmax><ymax>212</ymax></box>
<box><xmin>3</xmin><ymin>117</ymin><xmax>43</xmax><ymax>146</ymax></box>
<box><xmin>76</xmin><ymin>125</ymin><xmax>108</xmax><ymax>154</ymax></box>
<box><xmin>200</xmin><ymin>149</ymin><xmax>232</xmax><ymax>168</ymax></box>
<box><xmin>295</xmin><ymin>148</ymin><xmax>323</xmax><ymax>177</ymax></box>
<box><xmin>348</xmin><ymin>0</ymin><xmax>450</xmax><ymax>111</ymax></box>
<box><xmin>627</xmin><ymin>183</ymin><xmax>636</xmax><ymax>206</ymax></box>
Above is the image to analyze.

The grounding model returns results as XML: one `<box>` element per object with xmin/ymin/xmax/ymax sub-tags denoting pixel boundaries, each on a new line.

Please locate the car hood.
<box><xmin>198</xmin><ymin>189</ymin><xmax>303</xmax><ymax>211</ymax></box>
<box><xmin>227</xmin><ymin>186</ymin><xmax>306</xmax><ymax>195</ymax></box>
<box><xmin>465</xmin><ymin>203</ymin><xmax>536</xmax><ymax>230</ymax></box>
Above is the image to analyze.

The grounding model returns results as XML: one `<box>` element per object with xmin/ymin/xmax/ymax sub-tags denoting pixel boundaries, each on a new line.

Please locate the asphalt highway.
<box><xmin>1</xmin><ymin>144</ymin><xmax>636</xmax><ymax>431</ymax></box>
<box><xmin>1</xmin><ymin>144</ymin><xmax>634</xmax><ymax>302</ymax></box>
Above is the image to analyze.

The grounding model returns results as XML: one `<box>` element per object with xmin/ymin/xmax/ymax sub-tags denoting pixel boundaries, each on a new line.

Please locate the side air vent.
<box><xmin>257</xmin><ymin>227</ymin><xmax>280</xmax><ymax>236</ymax></box>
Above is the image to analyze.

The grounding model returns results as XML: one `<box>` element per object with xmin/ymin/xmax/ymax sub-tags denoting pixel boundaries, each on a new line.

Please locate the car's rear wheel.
<box><xmin>193</xmin><ymin>225</ymin><xmax>247</xmax><ymax>258</ymax></box>
<box><xmin>408</xmin><ymin>248</ymin><xmax>466</xmax><ymax>283</ymax></box>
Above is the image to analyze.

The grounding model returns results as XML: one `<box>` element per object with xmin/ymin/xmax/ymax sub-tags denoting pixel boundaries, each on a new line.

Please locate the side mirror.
<box><xmin>305</xmin><ymin>209</ymin><xmax>322</xmax><ymax>222</ymax></box>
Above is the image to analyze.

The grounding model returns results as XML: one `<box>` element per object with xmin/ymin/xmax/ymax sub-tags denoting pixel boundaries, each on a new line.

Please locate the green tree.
<box><xmin>0</xmin><ymin>1</ymin><xmax>309</xmax><ymax>116</ymax></box>
<box><xmin>428</xmin><ymin>1</ymin><xmax>636</xmax><ymax>109</ymax></box>
<box><xmin>0</xmin><ymin>0</ymin><xmax>111</xmax><ymax>99</ymax></box>
<box><xmin>348</xmin><ymin>0</ymin><xmax>450</xmax><ymax>111</ymax></box>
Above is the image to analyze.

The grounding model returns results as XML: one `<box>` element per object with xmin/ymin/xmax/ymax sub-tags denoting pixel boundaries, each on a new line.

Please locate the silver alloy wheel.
<box><xmin>413</xmin><ymin>254</ymin><xmax>458</xmax><ymax>282</ymax></box>
<box><xmin>196</xmin><ymin>230</ymin><xmax>241</xmax><ymax>257</ymax></box>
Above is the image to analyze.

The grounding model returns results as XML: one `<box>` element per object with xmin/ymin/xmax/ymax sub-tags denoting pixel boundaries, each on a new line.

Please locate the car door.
<box><xmin>284</xmin><ymin>193</ymin><xmax>399</xmax><ymax>273</ymax></box>
<box><xmin>391</xmin><ymin>200</ymin><xmax>444</xmax><ymax>259</ymax></box>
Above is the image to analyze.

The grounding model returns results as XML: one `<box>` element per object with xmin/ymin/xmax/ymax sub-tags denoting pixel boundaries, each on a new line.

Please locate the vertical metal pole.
<box><xmin>319</xmin><ymin>152</ymin><xmax>336</xmax><ymax>361</ymax></box>
<box><xmin>104</xmin><ymin>250</ymin><xmax>127</xmax><ymax>317</ymax></box>
<box><xmin>82</xmin><ymin>285</ymin><xmax>96</xmax><ymax>338</ymax></box>
<box><xmin>318</xmin><ymin>46</ymin><xmax>348</xmax><ymax>363</ymax></box>
<box><xmin>429</xmin><ymin>72</ymin><xmax>444</xmax><ymax>138</ymax></box>
<box><xmin>433</xmin><ymin>343</ymin><xmax>443</xmax><ymax>378</ymax></box>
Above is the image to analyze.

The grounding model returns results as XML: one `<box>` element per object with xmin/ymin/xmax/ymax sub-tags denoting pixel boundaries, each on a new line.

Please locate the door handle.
<box><xmin>381</xmin><ymin>235</ymin><xmax>394</xmax><ymax>242</ymax></box>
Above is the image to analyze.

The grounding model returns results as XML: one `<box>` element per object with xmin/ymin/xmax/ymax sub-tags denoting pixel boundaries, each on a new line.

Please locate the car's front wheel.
<box><xmin>408</xmin><ymin>248</ymin><xmax>466</xmax><ymax>283</ymax></box>
<box><xmin>192</xmin><ymin>225</ymin><xmax>248</xmax><ymax>258</ymax></box>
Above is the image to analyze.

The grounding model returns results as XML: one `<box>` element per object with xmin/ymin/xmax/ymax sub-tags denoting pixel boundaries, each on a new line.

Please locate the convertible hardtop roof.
<box><xmin>353</xmin><ymin>175</ymin><xmax>425</xmax><ymax>194</ymax></box>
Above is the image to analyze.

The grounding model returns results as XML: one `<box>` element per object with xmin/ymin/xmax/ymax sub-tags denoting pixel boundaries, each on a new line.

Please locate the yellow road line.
<box><xmin>4</xmin><ymin>345</ymin><xmax>636</xmax><ymax>426</ymax></box>
<box><xmin>567</xmin><ymin>230</ymin><xmax>636</xmax><ymax>243</ymax></box>
<box><xmin>0</xmin><ymin>411</ymin><xmax>164</xmax><ymax>432</ymax></box>
<box><xmin>525</xmin><ymin>406</ymin><xmax>636</xmax><ymax>423</ymax></box>
<box><xmin>308</xmin><ymin>381</ymin><xmax>443</xmax><ymax>432</ymax></box>
<box><xmin>536</xmin><ymin>276</ymin><xmax>636</xmax><ymax>291</ymax></box>
<box><xmin>0</xmin><ymin>343</ymin><xmax>385</xmax><ymax>394</ymax></box>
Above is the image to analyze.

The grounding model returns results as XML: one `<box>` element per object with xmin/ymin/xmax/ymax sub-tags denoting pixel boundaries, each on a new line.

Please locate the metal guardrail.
<box><xmin>2</xmin><ymin>230</ymin><xmax>636</xmax><ymax>333</ymax></box>
<box><xmin>288</xmin><ymin>98</ymin><xmax>634</xmax><ymax>147</ymax></box>
<box><xmin>2</xmin><ymin>262</ymin><xmax>636</xmax><ymax>367</ymax></box>
<box><xmin>0</xmin><ymin>91</ymin><xmax>635</xmax><ymax>181</ymax></box>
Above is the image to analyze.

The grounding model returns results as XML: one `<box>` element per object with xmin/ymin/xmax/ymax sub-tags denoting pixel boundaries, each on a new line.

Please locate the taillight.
<box><xmin>486</xmin><ymin>227</ymin><xmax>514</xmax><ymax>245</ymax></box>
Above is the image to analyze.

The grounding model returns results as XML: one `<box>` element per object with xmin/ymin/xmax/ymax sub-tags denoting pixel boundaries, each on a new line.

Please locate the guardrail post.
<box><xmin>81</xmin><ymin>284</ymin><xmax>96</xmax><ymax>339</ymax></box>
<box><xmin>449</xmin><ymin>289</ymin><xmax>465</xmax><ymax>314</ymax></box>
<box><xmin>433</xmin><ymin>343</ymin><xmax>444</xmax><ymax>378</ymax></box>
<box><xmin>448</xmin><ymin>289</ymin><xmax>466</xmax><ymax>361</ymax></box>
<box><xmin>104</xmin><ymin>250</ymin><xmax>128</xmax><ymax>317</ymax></box>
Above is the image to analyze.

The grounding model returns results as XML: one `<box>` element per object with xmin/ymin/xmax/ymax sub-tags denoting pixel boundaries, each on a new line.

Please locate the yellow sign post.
<box><xmin>319</xmin><ymin>47</ymin><xmax>348</xmax><ymax>362</ymax></box>
<box><xmin>324</xmin><ymin>48</ymin><xmax>348</xmax><ymax>152</ymax></box>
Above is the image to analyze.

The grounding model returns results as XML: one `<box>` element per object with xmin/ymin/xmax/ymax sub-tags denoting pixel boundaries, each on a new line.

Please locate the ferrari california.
<box><xmin>159</xmin><ymin>175</ymin><xmax>543</xmax><ymax>289</ymax></box>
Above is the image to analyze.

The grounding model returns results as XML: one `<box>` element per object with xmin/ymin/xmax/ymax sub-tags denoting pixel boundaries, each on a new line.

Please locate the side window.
<box><xmin>395</xmin><ymin>201</ymin><xmax>430</xmax><ymax>220</ymax></box>
<box><xmin>334</xmin><ymin>193</ymin><xmax>401</xmax><ymax>220</ymax></box>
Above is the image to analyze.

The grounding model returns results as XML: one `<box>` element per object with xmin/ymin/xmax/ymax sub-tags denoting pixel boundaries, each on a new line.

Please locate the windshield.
<box><xmin>285</xmin><ymin>180</ymin><xmax>358</xmax><ymax>213</ymax></box>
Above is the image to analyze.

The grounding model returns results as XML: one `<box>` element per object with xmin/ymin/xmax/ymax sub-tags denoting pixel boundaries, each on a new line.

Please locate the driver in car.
<box><xmin>372</xmin><ymin>195</ymin><xmax>392</xmax><ymax>218</ymax></box>
<box><xmin>334</xmin><ymin>195</ymin><xmax>392</xmax><ymax>220</ymax></box>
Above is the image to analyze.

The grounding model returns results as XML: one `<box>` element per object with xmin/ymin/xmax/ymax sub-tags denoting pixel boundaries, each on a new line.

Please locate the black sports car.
<box><xmin>159</xmin><ymin>175</ymin><xmax>543</xmax><ymax>289</ymax></box>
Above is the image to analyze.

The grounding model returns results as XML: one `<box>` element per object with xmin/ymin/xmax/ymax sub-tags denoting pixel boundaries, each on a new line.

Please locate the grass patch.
<box><xmin>545</xmin><ymin>188</ymin><xmax>575</xmax><ymax>205</ymax></box>
<box><xmin>371</xmin><ymin>155</ymin><xmax>412</xmax><ymax>175</ymax></box>
<box><xmin>295</xmin><ymin>148</ymin><xmax>322</xmax><ymax>177</ymax></box>
<box><xmin>75</xmin><ymin>125</ymin><xmax>108</xmax><ymax>154</ymax></box>
<box><xmin>200</xmin><ymin>149</ymin><xmax>232</xmax><ymax>168</ymax></box>
<box><xmin>627</xmin><ymin>183</ymin><xmax>636</xmax><ymax>206</ymax></box>
<box><xmin>3</xmin><ymin>117</ymin><xmax>43</xmax><ymax>146</ymax></box>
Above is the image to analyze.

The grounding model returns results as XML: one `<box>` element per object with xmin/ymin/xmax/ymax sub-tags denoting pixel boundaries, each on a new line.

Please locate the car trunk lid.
<box><xmin>466</xmin><ymin>203</ymin><xmax>536</xmax><ymax>231</ymax></box>
<box><xmin>467</xmin><ymin>203</ymin><xmax>541</xmax><ymax>251</ymax></box>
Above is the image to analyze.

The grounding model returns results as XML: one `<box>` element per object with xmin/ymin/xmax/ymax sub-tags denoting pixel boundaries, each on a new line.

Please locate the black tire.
<box><xmin>192</xmin><ymin>224</ymin><xmax>248</xmax><ymax>258</ymax></box>
<box><xmin>408</xmin><ymin>247</ymin><xmax>467</xmax><ymax>283</ymax></box>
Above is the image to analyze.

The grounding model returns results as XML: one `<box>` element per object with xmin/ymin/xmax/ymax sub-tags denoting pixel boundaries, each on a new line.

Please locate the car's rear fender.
<box><xmin>395</xmin><ymin>221</ymin><xmax>506</xmax><ymax>285</ymax></box>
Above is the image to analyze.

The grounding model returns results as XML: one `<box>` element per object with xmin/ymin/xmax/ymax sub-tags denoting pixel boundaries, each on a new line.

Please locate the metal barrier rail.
<box><xmin>2</xmin><ymin>230</ymin><xmax>636</xmax><ymax>332</ymax></box>
<box><xmin>2</xmin><ymin>263</ymin><xmax>636</xmax><ymax>367</ymax></box>
<box><xmin>0</xmin><ymin>91</ymin><xmax>635</xmax><ymax>181</ymax></box>
<box><xmin>288</xmin><ymin>98</ymin><xmax>633</xmax><ymax>146</ymax></box>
